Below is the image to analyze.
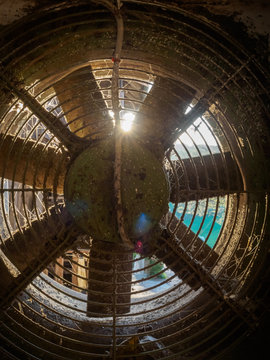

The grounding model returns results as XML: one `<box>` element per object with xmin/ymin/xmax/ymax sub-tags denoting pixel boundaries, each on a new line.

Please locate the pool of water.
<box><xmin>169</xmin><ymin>198</ymin><xmax>226</xmax><ymax>248</ymax></box>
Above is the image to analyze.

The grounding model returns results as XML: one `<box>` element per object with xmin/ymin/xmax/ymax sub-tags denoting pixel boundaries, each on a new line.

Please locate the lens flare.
<box><xmin>134</xmin><ymin>213</ymin><xmax>152</xmax><ymax>236</ymax></box>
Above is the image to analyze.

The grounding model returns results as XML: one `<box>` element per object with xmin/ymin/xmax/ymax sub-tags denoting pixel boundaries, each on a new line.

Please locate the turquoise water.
<box><xmin>169</xmin><ymin>199</ymin><xmax>226</xmax><ymax>248</ymax></box>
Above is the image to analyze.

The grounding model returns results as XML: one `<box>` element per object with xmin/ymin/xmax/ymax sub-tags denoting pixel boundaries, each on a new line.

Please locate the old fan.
<box><xmin>0</xmin><ymin>1</ymin><xmax>269</xmax><ymax>359</ymax></box>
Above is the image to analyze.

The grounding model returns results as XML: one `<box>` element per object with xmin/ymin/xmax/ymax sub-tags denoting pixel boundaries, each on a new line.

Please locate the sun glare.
<box><xmin>121</xmin><ymin>112</ymin><xmax>135</xmax><ymax>132</ymax></box>
<box><xmin>108</xmin><ymin>110</ymin><xmax>135</xmax><ymax>132</ymax></box>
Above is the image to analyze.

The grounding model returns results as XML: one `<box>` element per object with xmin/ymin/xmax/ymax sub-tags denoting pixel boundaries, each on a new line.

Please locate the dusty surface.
<box><xmin>22</xmin><ymin>273</ymin><xmax>201</xmax><ymax>327</ymax></box>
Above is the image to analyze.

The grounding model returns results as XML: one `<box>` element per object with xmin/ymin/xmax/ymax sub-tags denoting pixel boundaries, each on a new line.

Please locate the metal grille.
<box><xmin>0</xmin><ymin>1</ymin><xmax>269</xmax><ymax>359</ymax></box>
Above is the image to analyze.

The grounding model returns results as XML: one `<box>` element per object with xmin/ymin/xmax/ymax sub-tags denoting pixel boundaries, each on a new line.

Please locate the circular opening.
<box><xmin>0</xmin><ymin>3</ymin><xmax>269</xmax><ymax>359</ymax></box>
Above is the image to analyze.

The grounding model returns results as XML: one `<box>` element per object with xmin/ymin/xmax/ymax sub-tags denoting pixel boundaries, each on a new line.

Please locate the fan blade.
<box><xmin>0</xmin><ymin>255</ymin><xmax>16</xmax><ymax>302</ymax></box>
<box><xmin>0</xmin><ymin>133</ymin><xmax>68</xmax><ymax>193</ymax></box>
<box><xmin>167</xmin><ymin>73</ymin><xmax>229</xmax><ymax>148</ymax></box>
<box><xmin>169</xmin><ymin>151</ymin><xmax>243</xmax><ymax>203</ymax></box>
<box><xmin>0</xmin><ymin>70</ymin><xmax>87</xmax><ymax>153</ymax></box>
<box><xmin>86</xmin><ymin>240</ymin><xmax>133</xmax><ymax>316</ymax></box>
<box><xmin>170</xmin><ymin>94</ymin><xmax>210</xmax><ymax>143</ymax></box>
<box><xmin>0</xmin><ymin>206</ymin><xmax>79</xmax><ymax>308</ymax></box>
<box><xmin>54</xmin><ymin>66</ymin><xmax>112</xmax><ymax>139</ymax></box>
<box><xmin>166</xmin><ymin>214</ymin><xmax>218</xmax><ymax>267</ymax></box>
<box><xmin>167</xmin><ymin>64</ymin><xmax>253</xmax><ymax>148</ymax></box>
<box><xmin>151</xmin><ymin>226</ymin><xmax>254</xmax><ymax>327</ymax></box>
<box><xmin>133</xmin><ymin>76</ymin><xmax>195</xmax><ymax>155</ymax></box>
<box><xmin>144</xmin><ymin>217</ymin><xmax>218</xmax><ymax>289</ymax></box>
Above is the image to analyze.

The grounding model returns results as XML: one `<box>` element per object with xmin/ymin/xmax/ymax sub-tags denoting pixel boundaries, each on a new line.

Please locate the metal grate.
<box><xmin>0</xmin><ymin>1</ymin><xmax>269</xmax><ymax>359</ymax></box>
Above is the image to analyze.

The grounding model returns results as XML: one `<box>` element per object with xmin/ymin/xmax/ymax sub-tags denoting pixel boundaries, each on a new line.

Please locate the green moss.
<box><xmin>148</xmin><ymin>257</ymin><xmax>166</xmax><ymax>279</ymax></box>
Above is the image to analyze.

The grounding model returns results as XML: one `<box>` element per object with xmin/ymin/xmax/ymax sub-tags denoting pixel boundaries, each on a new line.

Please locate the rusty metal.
<box><xmin>0</xmin><ymin>70</ymin><xmax>88</xmax><ymax>154</ymax></box>
<box><xmin>0</xmin><ymin>1</ymin><xmax>269</xmax><ymax>359</ymax></box>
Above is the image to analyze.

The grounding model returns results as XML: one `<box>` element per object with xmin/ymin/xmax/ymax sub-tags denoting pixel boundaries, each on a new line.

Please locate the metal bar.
<box><xmin>111</xmin><ymin>5</ymin><xmax>133</xmax><ymax>249</ymax></box>
<box><xmin>112</xmin><ymin>253</ymin><xmax>117</xmax><ymax>360</ymax></box>
<box><xmin>0</xmin><ymin>188</ymin><xmax>50</xmax><ymax>192</ymax></box>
